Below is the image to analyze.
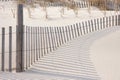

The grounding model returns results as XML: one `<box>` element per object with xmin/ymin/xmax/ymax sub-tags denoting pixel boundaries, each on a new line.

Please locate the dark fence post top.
<box><xmin>17</xmin><ymin>4</ymin><xmax>23</xmax><ymax>27</ymax></box>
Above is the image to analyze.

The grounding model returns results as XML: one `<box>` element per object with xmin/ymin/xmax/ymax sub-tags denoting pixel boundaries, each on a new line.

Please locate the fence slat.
<box><xmin>82</xmin><ymin>22</ymin><xmax>85</xmax><ymax>34</ymax></box>
<box><xmin>88</xmin><ymin>20</ymin><xmax>91</xmax><ymax>33</ymax></box>
<box><xmin>28</xmin><ymin>27</ymin><xmax>30</xmax><ymax>67</ymax></box>
<box><xmin>38</xmin><ymin>27</ymin><xmax>41</xmax><ymax>58</ymax></box>
<box><xmin>100</xmin><ymin>18</ymin><xmax>102</xmax><ymax>29</ymax></box>
<box><xmin>73</xmin><ymin>24</ymin><xmax>77</xmax><ymax>38</ymax></box>
<box><xmin>85</xmin><ymin>21</ymin><xmax>88</xmax><ymax>33</ymax></box>
<box><xmin>47</xmin><ymin>27</ymin><xmax>52</xmax><ymax>52</ymax></box>
<box><xmin>62</xmin><ymin>27</ymin><xmax>66</xmax><ymax>43</ymax></box>
<box><xmin>118</xmin><ymin>15</ymin><xmax>120</xmax><ymax>25</ymax></box>
<box><xmin>106</xmin><ymin>17</ymin><xmax>108</xmax><ymax>28</ymax></box>
<box><xmin>91</xmin><ymin>20</ymin><xmax>94</xmax><ymax>32</ymax></box>
<box><xmin>79</xmin><ymin>23</ymin><xmax>83</xmax><ymax>35</ymax></box>
<box><xmin>76</xmin><ymin>23</ymin><xmax>80</xmax><ymax>36</ymax></box>
<box><xmin>52</xmin><ymin>27</ymin><xmax>57</xmax><ymax>49</ymax></box>
<box><xmin>26</xmin><ymin>26</ymin><xmax>28</xmax><ymax>69</ymax></box>
<box><xmin>34</xmin><ymin>27</ymin><xmax>36</xmax><ymax>62</ymax></box>
<box><xmin>102</xmin><ymin>17</ymin><xmax>104</xmax><ymax>29</ymax></box>
<box><xmin>2</xmin><ymin>28</ymin><xmax>5</xmax><ymax>71</ymax></box>
<box><xmin>65</xmin><ymin>26</ymin><xmax>69</xmax><ymax>41</ymax></box>
<box><xmin>112</xmin><ymin>16</ymin><xmax>114</xmax><ymax>26</ymax></box>
<box><xmin>60</xmin><ymin>27</ymin><xmax>64</xmax><ymax>44</ymax></box>
<box><xmin>57</xmin><ymin>27</ymin><xmax>61</xmax><ymax>46</ymax></box>
<box><xmin>9</xmin><ymin>26</ymin><xmax>12</xmax><ymax>72</ymax></box>
<box><xmin>40</xmin><ymin>27</ymin><xmax>43</xmax><ymax>56</ymax></box>
<box><xmin>45</xmin><ymin>27</ymin><xmax>49</xmax><ymax>54</ymax></box>
<box><xmin>36</xmin><ymin>27</ymin><xmax>38</xmax><ymax>60</ymax></box>
<box><xmin>109</xmin><ymin>16</ymin><xmax>111</xmax><ymax>27</ymax></box>
<box><xmin>43</xmin><ymin>27</ymin><xmax>46</xmax><ymax>55</ymax></box>
<box><xmin>31</xmin><ymin>27</ymin><xmax>33</xmax><ymax>65</ymax></box>
<box><xmin>115</xmin><ymin>15</ymin><xmax>118</xmax><ymax>26</ymax></box>
<box><xmin>98</xmin><ymin>18</ymin><xmax>100</xmax><ymax>30</ymax></box>
<box><xmin>55</xmin><ymin>27</ymin><xmax>59</xmax><ymax>47</ymax></box>
<box><xmin>94</xmin><ymin>19</ymin><xmax>97</xmax><ymax>31</ymax></box>
<box><xmin>67</xmin><ymin>26</ymin><xmax>71</xmax><ymax>40</ymax></box>
<box><xmin>71</xmin><ymin>25</ymin><xmax>74</xmax><ymax>39</ymax></box>
<box><xmin>30</xmin><ymin>27</ymin><xmax>32</xmax><ymax>65</ymax></box>
<box><xmin>50</xmin><ymin>27</ymin><xmax>55</xmax><ymax>51</ymax></box>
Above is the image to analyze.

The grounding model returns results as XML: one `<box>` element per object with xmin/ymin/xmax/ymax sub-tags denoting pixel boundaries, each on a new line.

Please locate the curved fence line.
<box><xmin>0</xmin><ymin>14</ymin><xmax>120</xmax><ymax>72</ymax></box>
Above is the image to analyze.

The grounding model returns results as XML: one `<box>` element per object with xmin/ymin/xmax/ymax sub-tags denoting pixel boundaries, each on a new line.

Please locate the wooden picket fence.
<box><xmin>0</xmin><ymin>14</ymin><xmax>120</xmax><ymax>72</ymax></box>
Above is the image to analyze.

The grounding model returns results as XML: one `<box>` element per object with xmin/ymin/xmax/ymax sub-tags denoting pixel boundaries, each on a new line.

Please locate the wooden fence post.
<box><xmin>16</xmin><ymin>4</ymin><xmax>24</xmax><ymax>72</ymax></box>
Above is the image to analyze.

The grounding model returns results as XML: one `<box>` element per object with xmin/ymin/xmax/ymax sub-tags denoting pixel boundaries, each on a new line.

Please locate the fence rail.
<box><xmin>0</xmin><ymin>14</ymin><xmax>120</xmax><ymax>72</ymax></box>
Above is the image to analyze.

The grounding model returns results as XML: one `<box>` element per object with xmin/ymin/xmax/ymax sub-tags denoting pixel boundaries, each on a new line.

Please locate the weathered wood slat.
<box><xmin>2</xmin><ymin>28</ymin><xmax>5</xmax><ymax>71</ymax></box>
<box><xmin>9</xmin><ymin>26</ymin><xmax>12</xmax><ymax>72</ymax></box>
